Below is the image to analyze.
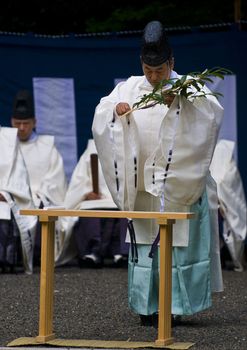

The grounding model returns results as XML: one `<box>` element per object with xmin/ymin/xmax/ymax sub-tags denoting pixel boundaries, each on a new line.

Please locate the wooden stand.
<box><xmin>155</xmin><ymin>218</ymin><xmax>174</xmax><ymax>346</ymax></box>
<box><xmin>20</xmin><ymin>209</ymin><xmax>194</xmax><ymax>346</ymax></box>
<box><xmin>36</xmin><ymin>215</ymin><xmax>57</xmax><ymax>342</ymax></box>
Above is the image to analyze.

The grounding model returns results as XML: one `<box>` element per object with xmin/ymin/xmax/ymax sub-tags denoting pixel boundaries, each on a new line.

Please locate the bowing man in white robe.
<box><xmin>92</xmin><ymin>21</ymin><xmax>224</xmax><ymax>325</ymax></box>
<box><xmin>210</xmin><ymin>139</ymin><xmax>247</xmax><ymax>272</ymax></box>
<box><xmin>55</xmin><ymin>139</ymin><xmax>128</xmax><ymax>267</ymax></box>
<box><xmin>0</xmin><ymin>126</ymin><xmax>37</xmax><ymax>274</ymax></box>
<box><xmin>11</xmin><ymin>90</ymin><xmax>68</xmax><ymax>263</ymax></box>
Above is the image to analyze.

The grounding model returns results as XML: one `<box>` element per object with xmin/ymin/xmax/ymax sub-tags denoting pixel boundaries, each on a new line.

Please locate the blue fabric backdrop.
<box><xmin>0</xmin><ymin>28</ymin><xmax>246</xmax><ymax>192</ymax></box>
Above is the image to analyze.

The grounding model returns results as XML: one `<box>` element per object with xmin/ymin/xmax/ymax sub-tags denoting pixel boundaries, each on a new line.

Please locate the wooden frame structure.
<box><xmin>20</xmin><ymin>209</ymin><xmax>194</xmax><ymax>347</ymax></box>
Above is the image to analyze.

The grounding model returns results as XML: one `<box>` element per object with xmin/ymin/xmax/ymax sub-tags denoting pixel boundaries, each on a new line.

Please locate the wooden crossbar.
<box><xmin>21</xmin><ymin>208</ymin><xmax>194</xmax><ymax>220</ymax></box>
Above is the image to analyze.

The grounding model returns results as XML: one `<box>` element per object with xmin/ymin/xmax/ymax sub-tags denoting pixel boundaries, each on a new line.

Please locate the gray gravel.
<box><xmin>0</xmin><ymin>264</ymin><xmax>247</xmax><ymax>350</ymax></box>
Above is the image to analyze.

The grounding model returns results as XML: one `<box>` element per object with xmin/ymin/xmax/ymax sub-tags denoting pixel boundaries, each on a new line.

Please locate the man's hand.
<box><xmin>0</xmin><ymin>193</ymin><xmax>6</xmax><ymax>202</ymax></box>
<box><xmin>116</xmin><ymin>102</ymin><xmax>131</xmax><ymax>116</ymax></box>
<box><xmin>163</xmin><ymin>93</ymin><xmax>175</xmax><ymax>108</ymax></box>
<box><xmin>85</xmin><ymin>192</ymin><xmax>101</xmax><ymax>200</ymax></box>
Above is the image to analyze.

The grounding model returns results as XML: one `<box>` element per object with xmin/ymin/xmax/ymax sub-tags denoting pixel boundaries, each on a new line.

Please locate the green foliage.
<box><xmin>0</xmin><ymin>0</ymin><xmax>239</xmax><ymax>34</ymax></box>
<box><xmin>85</xmin><ymin>0</ymin><xmax>235</xmax><ymax>33</ymax></box>
<box><xmin>132</xmin><ymin>67</ymin><xmax>232</xmax><ymax>111</ymax></box>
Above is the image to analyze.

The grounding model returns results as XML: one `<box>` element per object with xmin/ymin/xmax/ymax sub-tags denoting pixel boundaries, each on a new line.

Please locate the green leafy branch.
<box><xmin>124</xmin><ymin>67</ymin><xmax>232</xmax><ymax>116</ymax></box>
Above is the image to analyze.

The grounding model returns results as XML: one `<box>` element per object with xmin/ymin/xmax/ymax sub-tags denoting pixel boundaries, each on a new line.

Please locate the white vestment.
<box><xmin>19</xmin><ymin>134</ymin><xmax>67</xmax><ymax>207</ymax></box>
<box><xmin>92</xmin><ymin>72</ymin><xmax>224</xmax><ymax>246</ymax></box>
<box><xmin>0</xmin><ymin>127</ymin><xmax>37</xmax><ymax>274</ymax></box>
<box><xmin>55</xmin><ymin>139</ymin><xmax>117</xmax><ymax>266</ymax></box>
<box><xmin>210</xmin><ymin>139</ymin><xmax>247</xmax><ymax>271</ymax></box>
<box><xmin>19</xmin><ymin>134</ymin><xmax>68</xmax><ymax>258</ymax></box>
<box><xmin>92</xmin><ymin>70</ymin><xmax>226</xmax><ymax>316</ymax></box>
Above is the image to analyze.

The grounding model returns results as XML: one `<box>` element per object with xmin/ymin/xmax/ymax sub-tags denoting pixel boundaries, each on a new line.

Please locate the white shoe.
<box><xmin>113</xmin><ymin>254</ymin><xmax>123</xmax><ymax>263</ymax></box>
<box><xmin>83</xmin><ymin>253</ymin><xmax>99</xmax><ymax>263</ymax></box>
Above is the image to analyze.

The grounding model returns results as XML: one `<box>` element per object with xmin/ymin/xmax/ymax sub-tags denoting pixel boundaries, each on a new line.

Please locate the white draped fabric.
<box><xmin>0</xmin><ymin>127</ymin><xmax>37</xmax><ymax>274</ymax></box>
<box><xmin>64</xmin><ymin>139</ymin><xmax>117</xmax><ymax>210</ymax></box>
<box><xmin>19</xmin><ymin>135</ymin><xmax>68</xmax><ymax>260</ymax></box>
<box><xmin>92</xmin><ymin>72</ymin><xmax>224</xmax><ymax>247</ymax></box>
<box><xmin>210</xmin><ymin>139</ymin><xmax>247</xmax><ymax>271</ymax></box>
<box><xmin>207</xmin><ymin>75</ymin><xmax>237</xmax><ymax>147</ymax></box>
<box><xmin>19</xmin><ymin>135</ymin><xmax>68</xmax><ymax>208</ymax></box>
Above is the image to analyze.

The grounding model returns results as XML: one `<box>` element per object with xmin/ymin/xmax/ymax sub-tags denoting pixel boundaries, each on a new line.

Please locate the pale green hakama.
<box><xmin>128</xmin><ymin>191</ymin><xmax>212</xmax><ymax>316</ymax></box>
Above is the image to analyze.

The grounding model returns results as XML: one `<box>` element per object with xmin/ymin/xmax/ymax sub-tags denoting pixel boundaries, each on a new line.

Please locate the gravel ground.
<box><xmin>0</xmin><ymin>263</ymin><xmax>247</xmax><ymax>350</ymax></box>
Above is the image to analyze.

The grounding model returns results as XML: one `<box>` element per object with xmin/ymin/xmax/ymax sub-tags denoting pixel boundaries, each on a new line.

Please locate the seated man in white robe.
<box><xmin>11</xmin><ymin>90</ymin><xmax>68</xmax><ymax>265</ymax></box>
<box><xmin>55</xmin><ymin>139</ymin><xmax>128</xmax><ymax>268</ymax></box>
<box><xmin>0</xmin><ymin>126</ymin><xmax>37</xmax><ymax>274</ymax></box>
<box><xmin>92</xmin><ymin>20</ymin><xmax>224</xmax><ymax>327</ymax></box>
<box><xmin>210</xmin><ymin>139</ymin><xmax>247</xmax><ymax>272</ymax></box>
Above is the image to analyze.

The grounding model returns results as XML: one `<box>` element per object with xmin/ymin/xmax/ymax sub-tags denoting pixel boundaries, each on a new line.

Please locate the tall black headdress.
<box><xmin>141</xmin><ymin>21</ymin><xmax>172</xmax><ymax>67</ymax></box>
<box><xmin>12</xmin><ymin>90</ymin><xmax>35</xmax><ymax>119</ymax></box>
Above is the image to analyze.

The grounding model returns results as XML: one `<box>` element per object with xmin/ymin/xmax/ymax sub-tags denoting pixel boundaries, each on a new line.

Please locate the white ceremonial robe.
<box><xmin>210</xmin><ymin>139</ymin><xmax>247</xmax><ymax>271</ymax></box>
<box><xmin>55</xmin><ymin>139</ymin><xmax>118</xmax><ymax>266</ymax></box>
<box><xmin>19</xmin><ymin>135</ymin><xmax>67</xmax><ymax>207</ymax></box>
<box><xmin>92</xmin><ymin>72</ymin><xmax>224</xmax><ymax>246</ymax></box>
<box><xmin>19</xmin><ymin>134</ymin><xmax>67</xmax><ymax>258</ymax></box>
<box><xmin>0</xmin><ymin>127</ymin><xmax>37</xmax><ymax>274</ymax></box>
<box><xmin>206</xmin><ymin>173</ymin><xmax>223</xmax><ymax>291</ymax></box>
<box><xmin>92</xmin><ymin>72</ymin><xmax>225</xmax><ymax>315</ymax></box>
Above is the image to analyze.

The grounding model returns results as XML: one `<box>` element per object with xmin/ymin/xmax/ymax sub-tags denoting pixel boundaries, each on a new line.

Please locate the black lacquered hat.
<box><xmin>12</xmin><ymin>90</ymin><xmax>35</xmax><ymax>119</ymax></box>
<box><xmin>141</xmin><ymin>21</ymin><xmax>172</xmax><ymax>66</ymax></box>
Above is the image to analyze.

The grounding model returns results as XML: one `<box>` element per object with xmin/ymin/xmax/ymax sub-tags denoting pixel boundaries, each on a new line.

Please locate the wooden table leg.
<box><xmin>155</xmin><ymin>218</ymin><xmax>175</xmax><ymax>346</ymax></box>
<box><xmin>36</xmin><ymin>215</ymin><xmax>57</xmax><ymax>343</ymax></box>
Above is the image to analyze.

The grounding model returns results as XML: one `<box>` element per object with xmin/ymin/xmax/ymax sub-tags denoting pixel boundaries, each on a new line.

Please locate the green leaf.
<box><xmin>131</xmin><ymin>66</ymin><xmax>232</xmax><ymax>111</ymax></box>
